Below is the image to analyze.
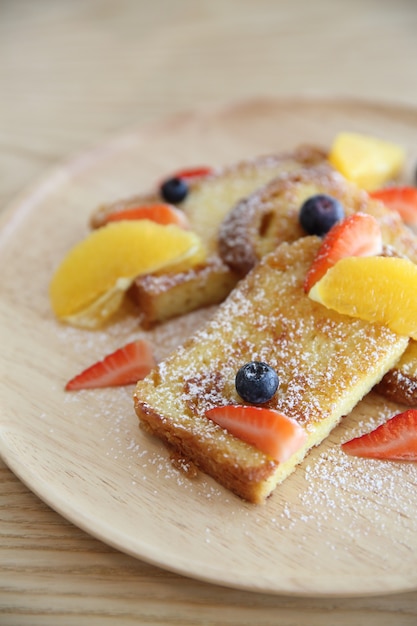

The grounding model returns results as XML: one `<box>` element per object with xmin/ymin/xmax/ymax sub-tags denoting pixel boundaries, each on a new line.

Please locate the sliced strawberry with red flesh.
<box><xmin>103</xmin><ymin>204</ymin><xmax>190</xmax><ymax>229</ymax></box>
<box><xmin>304</xmin><ymin>213</ymin><xmax>383</xmax><ymax>293</ymax></box>
<box><xmin>370</xmin><ymin>186</ymin><xmax>417</xmax><ymax>226</ymax></box>
<box><xmin>168</xmin><ymin>166</ymin><xmax>213</xmax><ymax>180</ymax></box>
<box><xmin>206</xmin><ymin>405</ymin><xmax>307</xmax><ymax>462</ymax></box>
<box><xmin>342</xmin><ymin>409</ymin><xmax>417</xmax><ymax>461</ymax></box>
<box><xmin>65</xmin><ymin>339</ymin><xmax>156</xmax><ymax>390</ymax></box>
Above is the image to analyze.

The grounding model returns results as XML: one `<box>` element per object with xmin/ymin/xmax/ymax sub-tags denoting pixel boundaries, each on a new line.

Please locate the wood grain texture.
<box><xmin>1</xmin><ymin>1</ymin><xmax>417</xmax><ymax>623</ymax></box>
<box><xmin>2</xmin><ymin>462</ymin><xmax>417</xmax><ymax>626</ymax></box>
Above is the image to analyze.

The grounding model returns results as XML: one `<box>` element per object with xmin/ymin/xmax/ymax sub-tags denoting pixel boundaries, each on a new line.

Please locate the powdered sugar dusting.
<box><xmin>230</xmin><ymin>394</ymin><xmax>415</xmax><ymax>553</ymax></box>
<box><xmin>141</xmin><ymin>239</ymin><xmax>405</xmax><ymax>433</ymax></box>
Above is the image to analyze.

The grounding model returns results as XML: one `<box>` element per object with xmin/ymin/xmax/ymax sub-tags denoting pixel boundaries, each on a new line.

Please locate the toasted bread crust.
<box><xmin>138</xmin><ymin>401</ymin><xmax>278</xmax><ymax>503</ymax></box>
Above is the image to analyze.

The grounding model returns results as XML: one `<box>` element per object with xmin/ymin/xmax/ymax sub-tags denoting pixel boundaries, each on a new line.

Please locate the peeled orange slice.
<box><xmin>61</xmin><ymin>278</ymin><xmax>131</xmax><ymax>328</ymax></box>
<box><xmin>50</xmin><ymin>220</ymin><xmax>205</xmax><ymax>324</ymax></box>
<box><xmin>308</xmin><ymin>256</ymin><xmax>417</xmax><ymax>339</ymax></box>
<box><xmin>329</xmin><ymin>132</ymin><xmax>405</xmax><ymax>191</ymax></box>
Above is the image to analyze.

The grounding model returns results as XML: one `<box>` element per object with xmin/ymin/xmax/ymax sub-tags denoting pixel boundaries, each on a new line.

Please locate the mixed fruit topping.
<box><xmin>303</xmin><ymin>212</ymin><xmax>383</xmax><ymax>293</ymax></box>
<box><xmin>49</xmin><ymin>219</ymin><xmax>205</xmax><ymax>328</ymax></box>
<box><xmin>159</xmin><ymin>166</ymin><xmax>213</xmax><ymax>203</ymax></box>
<box><xmin>342</xmin><ymin>409</ymin><xmax>417</xmax><ymax>461</ymax></box>
<box><xmin>52</xmin><ymin>130</ymin><xmax>417</xmax><ymax>466</ymax></box>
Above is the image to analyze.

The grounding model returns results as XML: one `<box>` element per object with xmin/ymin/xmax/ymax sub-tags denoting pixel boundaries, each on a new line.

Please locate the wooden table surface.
<box><xmin>1</xmin><ymin>1</ymin><xmax>417</xmax><ymax>624</ymax></box>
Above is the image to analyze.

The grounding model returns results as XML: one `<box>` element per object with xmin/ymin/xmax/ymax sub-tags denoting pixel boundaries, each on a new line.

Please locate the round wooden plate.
<box><xmin>1</xmin><ymin>98</ymin><xmax>417</xmax><ymax>597</ymax></box>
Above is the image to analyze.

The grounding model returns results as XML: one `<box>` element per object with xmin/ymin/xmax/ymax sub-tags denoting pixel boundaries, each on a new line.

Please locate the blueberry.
<box><xmin>235</xmin><ymin>361</ymin><xmax>279</xmax><ymax>404</ymax></box>
<box><xmin>299</xmin><ymin>194</ymin><xmax>344</xmax><ymax>237</ymax></box>
<box><xmin>160</xmin><ymin>177</ymin><xmax>189</xmax><ymax>203</ymax></box>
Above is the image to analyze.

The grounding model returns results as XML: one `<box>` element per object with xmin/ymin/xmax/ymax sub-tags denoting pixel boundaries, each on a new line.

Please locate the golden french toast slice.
<box><xmin>134</xmin><ymin>237</ymin><xmax>408</xmax><ymax>504</ymax></box>
<box><xmin>92</xmin><ymin>146</ymin><xmax>326</xmax><ymax>326</ymax></box>
<box><xmin>218</xmin><ymin>163</ymin><xmax>417</xmax><ymax>406</ymax></box>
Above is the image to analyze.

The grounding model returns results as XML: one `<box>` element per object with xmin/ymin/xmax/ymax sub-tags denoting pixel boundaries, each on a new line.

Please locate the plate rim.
<box><xmin>2</xmin><ymin>92</ymin><xmax>417</xmax><ymax>231</ymax></box>
<box><xmin>2</xmin><ymin>95</ymin><xmax>417</xmax><ymax>598</ymax></box>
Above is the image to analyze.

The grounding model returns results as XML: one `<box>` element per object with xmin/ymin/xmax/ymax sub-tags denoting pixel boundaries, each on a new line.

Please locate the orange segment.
<box><xmin>329</xmin><ymin>132</ymin><xmax>405</xmax><ymax>191</ymax></box>
<box><xmin>61</xmin><ymin>278</ymin><xmax>131</xmax><ymax>328</ymax></box>
<box><xmin>49</xmin><ymin>220</ymin><xmax>205</xmax><ymax>321</ymax></box>
<box><xmin>308</xmin><ymin>255</ymin><xmax>417</xmax><ymax>339</ymax></box>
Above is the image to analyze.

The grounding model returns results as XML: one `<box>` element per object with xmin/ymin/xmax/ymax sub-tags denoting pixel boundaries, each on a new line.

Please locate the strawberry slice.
<box><xmin>370</xmin><ymin>186</ymin><xmax>417</xmax><ymax>227</ymax></box>
<box><xmin>65</xmin><ymin>339</ymin><xmax>156</xmax><ymax>390</ymax></box>
<box><xmin>304</xmin><ymin>213</ymin><xmax>383</xmax><ymax>293</ymax></box>
<box><xmin>103</xmin><ymin>203</ymin><xmax>190</xmax><ymax>229</ymax></box>
<box><xmin>342</xmin><ymin>409</ymin><xmax>417</xmax><ymax>461</ymax></box>
<box><xmin>206</xmin><ymin>405</ymin><xmax>307</xmax><ymax>462</ymax></box>
<box><xmin>168</xmin><ymin>166</ymin><xmax>213</xmax><ymax>180</ymax></box>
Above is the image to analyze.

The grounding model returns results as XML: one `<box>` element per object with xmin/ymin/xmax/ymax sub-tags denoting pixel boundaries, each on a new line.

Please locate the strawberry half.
<box><xmin>167</xmin><ymin>166</ymin><xmax>213</xmax><ymax>180</ymax></box>
<box><xmin>206</xmin><ymin>405</ymin><xmax>307</xmax><ymax>462</ymax></box>
<box><xmin>103</xmin><ymin>203</ymin><xmax>190</xmax><ymax>229</ymax></box>
<box><xmin>370</xmin><ymin>186</ymin><xmax>417</xmax><ymax>227</ymax></box>
<box><xmin>304</xmin><ymin>212</ymin><xmax>383</xmax><ymax>293</ymax></box>
<box><xmin>65</xmin><ymin>339</ymin><xmax>156</xmax><ymax>391</ymax></box>
<box><xmin>342</xmin><ymin>409</ymin><xmax>417</xmax><ymax>461</ymax></box>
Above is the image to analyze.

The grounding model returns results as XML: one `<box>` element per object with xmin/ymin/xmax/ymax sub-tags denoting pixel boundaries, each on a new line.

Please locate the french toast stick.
<box><xmin>218</xmin><ymin>163</ymin><xmax>417</xmax><ymax>406</ymax></box>
<box><xmin>93</xmin><ymin>146</ymin><xmax>326</xmax><ymax>326</ymax></box>
<box><xmin>128</xmin><ymin>257</ymin><xmax>239</xmax><ymax>328</ymax></box>
<box><xmin>134</xmin><ymin>238</ymin><xmax>408</xmax><ymax>504</ymax></box>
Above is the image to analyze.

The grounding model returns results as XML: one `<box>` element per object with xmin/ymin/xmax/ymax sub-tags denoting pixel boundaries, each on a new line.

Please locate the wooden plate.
<box><xmin>1</xmin><ymin>98</ymin><xmax>417</xmax><ymax>597</ymax></box>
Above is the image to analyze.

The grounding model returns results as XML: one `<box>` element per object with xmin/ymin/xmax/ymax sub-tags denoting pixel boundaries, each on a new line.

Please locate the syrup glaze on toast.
<box><xmin>134</xmin><ymin>238</ymin><xmax>408</xmax><ymax>503</ymax></box>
